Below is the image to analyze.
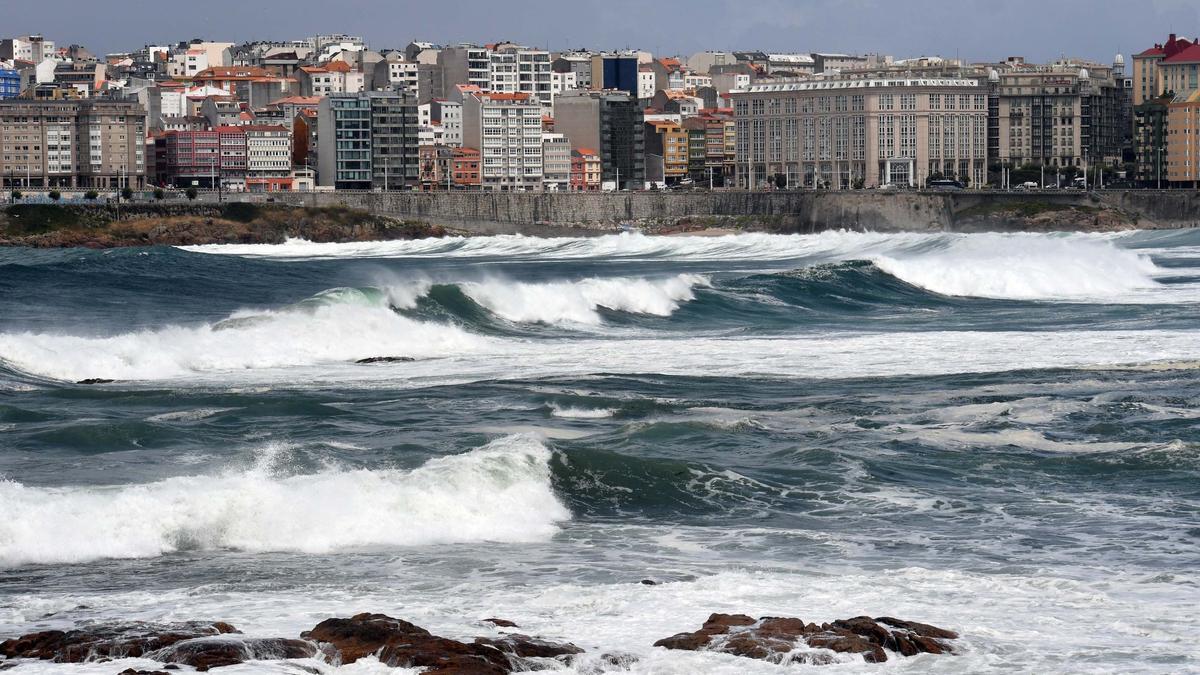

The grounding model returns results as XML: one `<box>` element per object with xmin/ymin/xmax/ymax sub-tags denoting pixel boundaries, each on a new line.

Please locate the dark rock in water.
<box><xmin>302</xmin><ymin>613</ymin><xmax>509</xmax><ymax>674</ymax></box>
<box><xmin>482</xmin><ymin>618</ymin><xmax>519</xmax><ymax>628</ymax></box>
<box><xmin>653</xmin><ymin>613</ymin><xmax>957</xmax><ymax>665</ymax></box>
<box><xmin>117</xmin><ymin>670</ymin><xmax>171</xmax><ymax>675</ymax></box>
<box><xmin>0</xmin><ymin>621</ymin><xmax>239</xmax><ymax>663</ymax></box>
<box><xmin>355</xmin><ymin>356</ymin><xmax>415</xmax><ymax>364</ymax></box>
<box><xmin>639</xmin><ymin>579</ymin><xmax>658</xmax><ymax>586</ymax></box>
<box><xmin>474</xmin><ymin>634</ymin><xmax>584</xmax><ymax>660</ymax></box>
<box><xmin>76</xmin><ymin>378</ymin><xmax>116</xmax><ymax>385</ymax></box>
<box><xmin>152</xmin><ymin>636</ymin><xmax>316</xmax><ymax>671</ymax></box>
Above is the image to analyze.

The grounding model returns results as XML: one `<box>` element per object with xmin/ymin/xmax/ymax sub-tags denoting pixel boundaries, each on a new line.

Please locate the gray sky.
<box><xmin>9</xmin><ymin>0</ymin><xmax>1200</xmax><ymax>64</ymax></box>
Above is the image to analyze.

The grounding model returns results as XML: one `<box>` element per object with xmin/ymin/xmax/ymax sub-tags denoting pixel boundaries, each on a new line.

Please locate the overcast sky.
<box><xmin>9</xmin><ymin>0</ymin><xmax>1200</xmax><ymax>64</ymax></box>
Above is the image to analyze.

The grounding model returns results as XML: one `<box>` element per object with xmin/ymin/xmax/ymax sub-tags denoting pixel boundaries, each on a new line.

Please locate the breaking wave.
<box><xmin>0</xmin><ymin>435</ymin><xmax>568</xmax><ymax>567</ymax></box>
<box><xmin>871</xmin><ymin>235</ymin><xmax>1162</xmax><ymax>300</ymax></box>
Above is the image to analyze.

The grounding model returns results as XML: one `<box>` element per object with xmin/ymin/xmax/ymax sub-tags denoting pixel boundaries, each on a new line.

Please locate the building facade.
<box><xmin>541</xmin><ymin>132</ymin><xmax>571</xmax><ymax>190</ymax></box>
<box><xmin>732</xmin><ymin>78</ymin><xmax>988</xmax><ymax>189</ymax></box>
<box><xmin>244</xmin><ymin>125</ymin><xmax>293</xmax><ymax>191</ymax></box>
<box><xmin>995</xmin><ymin>65</ymin><xmax>1125</xmax><ymax>168</ymax></box>
<box><xmin>0</xmin><ymin>99</ymin><xmax>146</xmax><ymax>189</ymax></box>
<box><xmin>0</xmin><ymin>68</ymin><xmax>19</xmax><ymax>99</ymax></box>
<box><xmin>1167</xmin><ymin>91</ymin><xmax>1200</xmax><ymax>185</ymax></box>
<box><xmin>553</xmin><ymin>89</ymin><xmax>645</xmax><ymax>189</ymax></box>
<box><xmin>462</xmin><ymin>91</ymin><xmax>543</xmax><ymax>191</ymax></box>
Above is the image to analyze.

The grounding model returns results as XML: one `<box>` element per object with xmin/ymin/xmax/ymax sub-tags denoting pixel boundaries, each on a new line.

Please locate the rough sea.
<box><xmin>1</xmin><ymin>229</ymin><xmax>1198</xmax><ymax>674</ymax></box>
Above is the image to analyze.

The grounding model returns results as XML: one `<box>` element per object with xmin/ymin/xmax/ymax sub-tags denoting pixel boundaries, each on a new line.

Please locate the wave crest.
<box><xmin>0</xmin><ymin>435</ymin><xmax>569</xmax><ymax>568</ymax></box>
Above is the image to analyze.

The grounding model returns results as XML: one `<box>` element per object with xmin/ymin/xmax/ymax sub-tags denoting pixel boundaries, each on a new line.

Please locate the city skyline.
<box><xmin>8</xmin><ymin>0</ymin><xmax>1200</xmax><ymax>63</ymax></box>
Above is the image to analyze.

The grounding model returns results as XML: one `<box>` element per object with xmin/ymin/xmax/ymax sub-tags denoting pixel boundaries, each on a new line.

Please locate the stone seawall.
<box><xmin>212</xmin><ymin>190</ymin><xmax>1200</xmax><ymax>234</ymax></box>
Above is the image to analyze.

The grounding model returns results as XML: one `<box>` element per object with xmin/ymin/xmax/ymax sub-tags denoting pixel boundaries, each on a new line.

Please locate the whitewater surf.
<box><xmin>1</xmin><ymin>230</ymin><xmax>1198</xmax><ymax>673</ymax></box>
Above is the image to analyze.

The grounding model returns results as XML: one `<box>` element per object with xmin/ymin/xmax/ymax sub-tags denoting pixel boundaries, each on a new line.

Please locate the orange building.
<box><xmin>570</xmin><ymin>148</ymin><xmax>601</xmax><ymax>190</ymax></box>
<box><xmin>452</xmin><ymin>147</ymin><xmax>481</xmax><ymax>188</ymax></box>
<box><xmin>1167</xmin><ymin>90</ymin><xmax>1200</xmax><ymax>186</ymax></box>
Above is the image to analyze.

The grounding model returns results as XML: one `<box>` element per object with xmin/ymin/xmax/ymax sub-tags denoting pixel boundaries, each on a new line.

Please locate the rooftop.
<box><xmin>735</xmin><ymin>77</ymin><xmax>980</xmax><ymax>94</ymax></box>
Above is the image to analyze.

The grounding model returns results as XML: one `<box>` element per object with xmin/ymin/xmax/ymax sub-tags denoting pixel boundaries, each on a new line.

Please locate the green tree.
<box><xmin>9</xmin><ymin>190</ymin><xmax>20</xmax><ymax>201</ymax></box>
<box><xmin>48</xmin><ymin>190</ymin><xmax>61</xmax><ymax>201</ymax></box>
<box><xmin>121</xmin><ymin>186</ymin><xmax>134</xmax><ymax>201</ymax></box>
<box><xmin>185</xmin><ymin>187</ymin><xmax>198</xmax><ymax>200</ymax></box>
<box><xmin>153</xmin><ymin>188</ymin><xmax>165</xmax><ymax>201</ymax></box>
<box><xmin>84</xmin><ymin>190</ymin><xmax>99</xmax><ymax>200</ymax></box>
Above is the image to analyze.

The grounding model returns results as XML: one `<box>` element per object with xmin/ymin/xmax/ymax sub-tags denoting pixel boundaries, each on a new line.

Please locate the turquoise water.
<box><xmin>1</xmin><ymin>230</ymin><xmax>1198</xmax><ymax>673</ymax></box>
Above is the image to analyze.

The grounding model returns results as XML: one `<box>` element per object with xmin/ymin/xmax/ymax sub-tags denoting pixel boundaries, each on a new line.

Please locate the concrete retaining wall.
<box><xmin>200</xmin><ymin>189</ymin><xmax>1200</xmax><ymax>234</ymax></box>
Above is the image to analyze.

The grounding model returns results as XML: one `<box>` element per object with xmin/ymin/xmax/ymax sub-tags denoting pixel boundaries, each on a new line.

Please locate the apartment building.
<box><xmin>644</xmin><ymin>119</ymin><xmax>689</xmax><ymax>183</ymax></box>
<box><xmin>553</xmin><ymin>89</ymin><xmax>645</xmax><ymax>189</ymax></box>
<box><xmin>995</xmin><ymin>64</ymin><xmax>1125</xmax><ymax>167</ymax></box>
<box><xmin>552</xmin><ymin>52</ymin><xmax>594</xmax><ymax>89</ymax></box>
<box><xmin>316</xmin><ymin>94</ymin><xmax>371</xmax><ymax>189</ymax></box>
<box><xmin>731</xmin><ymin>78</ymin><xmax>988</xmax><ymax>189</ymax></box>
<box><xmin>1166</xmin><ymin>90</ymin><xmax>1200</xmax><ymax>186</ymax></box>
<box><xmin>1133</xmin><ymin>34</ymin><xmax>1199</xmax><ymax>107</ymax></box>
<box><xmin>298</xmin><ymin>61</ymin><xmax>364</xmax><ymax>97</ymax></box>
<box><xmin>462</xmin><ymin>91</ymin><xmax>543</xmax><ymax>191</ymax></box>
<box><xmin>367</xmin><ymin>90</ymin><xmax>420</xmax><ymax>189</ymax></box>
<box><xmin>438</xmin><ymin>46</ymin><xmax>490</xmax><ymax>93</ymax></box>
<box><xmin>244</xmin><ymin>125</ymin><xmax>293</xmax><ymax>191</ymax></box>
<box><xmin>570</xmin><ymin>148</ymin><xmax>601</xmax><ymax>190</ymax></box>
<box><xmin>541</xmin><ymin>132</ymin><xmax>571</xmax><ymax>191</ymax></box>
<box><xmin>452</xmin><ymin>146</ymin><xmax>481</xmax><ymax>188</ymax></box>
<box><xmin>1134</xmin><ymin>93</ymin><xmax>1171</xmax><ymax>186</ymax></box>
<box><xmin>0</xmin><ymin>99</ymin><xmax>146</xmax><ymax>189</ymax></box>
<box><xmin>0</xmin><ymin>67</ymin><xmax>20</xmax><ymax>99</ymax></box>
<box><xmin>0</xmin><ymin>36</ymin><xmax>57</xmax><ymax>64</ymax></box>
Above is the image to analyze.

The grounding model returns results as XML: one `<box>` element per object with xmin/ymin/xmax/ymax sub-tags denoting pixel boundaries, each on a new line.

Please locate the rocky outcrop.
<box><xmin>653</xmin><ymin>613</ymin><xmax>957</xmax><ymax>665</ymax></box>
<box><xmin>151</xmin><ymin>637</ymin><xmax>316</xmax><ymax>671</ymax></box>
<box><xmin>0</xmin><ymin>203</ymin><xmax>449</xmax><ymax>248</ymax></box>
<box><xmin>355</xmin><ymin>356</ymin><xmax>416</xmax><ymax>364</ymax></box>
<box><xmin>0</xmin><ymin>620</ymin><xmax>238</xmax><ymax>663</ymax></box>
<box><xmin>302</xmin><ymin>613</ymin><xmax>509</xmax><ymax>673</ymax></box>
<box><xmin>301</xmin><ymin>613</ymin><xmax>583</xmax><ymax>674</ymax></box>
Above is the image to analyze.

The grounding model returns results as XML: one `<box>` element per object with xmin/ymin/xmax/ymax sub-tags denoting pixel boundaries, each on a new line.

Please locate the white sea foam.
<box><xmin>0</xmin><ymin>434</ymin><xmax>569</xmax><ymax>568</ymax></box>
<box><xmin>460</xmin><ymin>274</ymin><xmax>707</xmax><ymax>325</ymax></box>
<box><xmin>0</xmin><ymin>299</ymin><xmax>489</xmax><ymax>382</ymax></box>
<box><xmin>3</xmin><ymin>325</ymin><xmax>1200</xmax><ymax>385</ymax></box>
<box><xmin>872</xmin><ymin>233</ymin><xmax>1164</xmax><ymax>301</ymax></box>
<box><xmin>181</xmin><ymin>231</ymin><xmax>1198</xmax><ymax>303</ymax></box>
<box><xmin>550</xmin><ymin>404</ymin><xmax>616</xmax><ymax>419</ymax></box>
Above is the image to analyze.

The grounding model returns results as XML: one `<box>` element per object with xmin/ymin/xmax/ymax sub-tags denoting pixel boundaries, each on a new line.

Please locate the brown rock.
<box><xmin>153</xmin><ymin>637</ymin><xmax>316</xmax><ymax>671</ymax></box>
<box><xmin>653</xmin><ymin>613</ymin><xmax>956</xmax><ymax>665</ymax></box>
<box><xmin>0</xmin><ymin>621</ymin><xmax>239</xmax><ymax>663</ymax></box>
<box><xmin>302</xmin><ymin>613</ymin><xmax>509</xmax><ymax>674</ymax></box>
<box><xmin>474</xmin><ymin>634</ymin><xmax>583</xmax><ymax>660</ymax></box>
<box><xmin>481</xmin><ymin>618</ymin><xmax>519</xmax><ymax>628</ymax></box>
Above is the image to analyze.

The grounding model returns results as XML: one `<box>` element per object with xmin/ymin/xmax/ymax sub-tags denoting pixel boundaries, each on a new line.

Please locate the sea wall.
<box><xmin>215</xmin><ymin>190</ymin><xmax>1200</xmax><ymax>234</ymax></box>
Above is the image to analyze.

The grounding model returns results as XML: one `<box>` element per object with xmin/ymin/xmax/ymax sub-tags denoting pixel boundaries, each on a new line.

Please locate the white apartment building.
<box><xmin>489</xmin><ymin>52</ymin><xmax>518</xmax><ymax>93</ymax></box>
<box><xmin>462</xmin><ymin>91</ymin><xmax>544</xmax><ymax>191</ymax></box>
<box><xmin>551</xmin><ymin>71</ymin><xmax>578</xmax><ymax>100</ymax></box>
<box><xmin>1</xmin><ymin>35</ymin><xmax>57</xmax><ymax>63</ymax></box>
<box><xmin>542</xmin><ymin>132</ymin><xmax>571</xmax><ymax>190</ymax></box>
<box><xmin>244</xmin><ymin>125</ymin><xmax>293</xmax><ymax>191</ymax></box>
<box><xmin>516</xmin><ymin>49</ymin><xmax>553</xmax><ymax>108</ymax></box>
<box><xmin>732</xmin><ymin>78</ymin><xmax>988</xmax><ymax>188</ymax></box>
<box><xmin>638</xmin><ymin>69</ymin><xmax>656</xmax><ymax>100</ymax></box>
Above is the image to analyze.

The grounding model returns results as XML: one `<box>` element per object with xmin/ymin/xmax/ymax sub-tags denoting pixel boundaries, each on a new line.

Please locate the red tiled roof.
<box><xmin>1136</xmin><ymin>46</ymin><xmax>1166</xmax><ymax>58</ymax></box>
<box><xmin>480</xmin><ymin>92</ymin><xmax>531</xmax><ymax>101</ymax></box>
<box><xmin>1164</xmin><ymin>43</ymin><xmax>1200</xmax><ymax>63</ymax></box>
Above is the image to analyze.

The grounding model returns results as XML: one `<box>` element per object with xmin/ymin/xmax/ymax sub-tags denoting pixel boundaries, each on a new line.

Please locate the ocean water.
<box><xmin>0</xmin><ymin>230</ymin><xmax>1198</xmax><ymax>674</ymax></box>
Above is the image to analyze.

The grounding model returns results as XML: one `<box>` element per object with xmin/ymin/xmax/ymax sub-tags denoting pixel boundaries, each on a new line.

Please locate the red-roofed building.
<box><xmin>570</xmin><ymin>147</ymin><xmax>601</xmax><ymax>191</ymax></box>
<box><xmin>297</xmin><ymin>63</ymin><xmax>364</xmax><ymax>96</ymax></box>
<box><xmin>1133</xmin><ymin>34</ymin><xmax>1200</xmax><ymax>106</ymax></box>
